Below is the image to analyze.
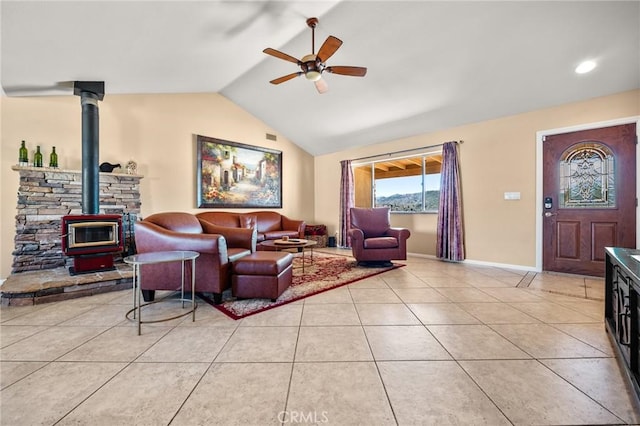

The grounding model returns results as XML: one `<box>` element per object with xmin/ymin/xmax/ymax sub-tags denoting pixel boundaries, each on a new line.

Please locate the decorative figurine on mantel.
<box><xmin>99</xmin><ymin>162</ymin><xmax>121</xmax><ymax>173</ymax></box>
<box><xmin>126</xmin><ymin>160</ymin><xmax>137</xmax><ymax>175</ymax></box>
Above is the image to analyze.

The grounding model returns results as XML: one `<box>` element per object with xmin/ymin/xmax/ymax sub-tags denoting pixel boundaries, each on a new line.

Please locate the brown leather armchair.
<box><xmin>348</xmin><ymin>207</ymin><xmax>410</xmax><ymax>266</ymax></box>
<box><xmin>134</xmin><ymin>212</ymin><xmax>256</xmax><ymax>304</ymax></box>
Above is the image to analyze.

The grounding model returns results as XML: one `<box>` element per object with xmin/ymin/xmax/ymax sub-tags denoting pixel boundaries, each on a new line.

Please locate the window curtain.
<box><xmin>339</xmin><ymin>159</ymin><xmax>354</xmax><ymax>248</ymax></box>
<box><xmin>437</xmin><ymin>141</ymin><xmax>465</xmax><ymax>261</ymax></box>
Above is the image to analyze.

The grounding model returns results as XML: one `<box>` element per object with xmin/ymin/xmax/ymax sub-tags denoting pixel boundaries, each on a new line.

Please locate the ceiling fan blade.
<box><xmin>316</xmin><ymin>36</ymin><xmax>342</xmax><ymax>62</ymax></box>
<box><xmin>270</xmin><ymin>72</ymin><xmax>302</xmax><ymax>85</ymax></box>
<box><xmin>263</xmin><ymin>48</ymin><xmax>300</xmax><ymax>65</ymax></box>
<box><xmin>325</xmin><ymin>66</ymin><xmax>367</xmax><ymax>77</ymax></box>
<box><xmin>315</xmin><ymin>78</ymin><xmax>329</xmax><ymax>94</ymax></box>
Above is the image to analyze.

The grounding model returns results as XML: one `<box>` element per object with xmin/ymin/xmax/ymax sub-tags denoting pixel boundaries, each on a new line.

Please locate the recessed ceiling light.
<box><xmin>575</xmin><ymin>60</ymin><xmax>597</xmax><ymax>74</ymax></box>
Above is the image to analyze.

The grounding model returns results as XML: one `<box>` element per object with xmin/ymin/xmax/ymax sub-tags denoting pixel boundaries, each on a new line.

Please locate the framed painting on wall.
<box><xmin>196</xmin><ymin>135</ymin><xmax>283</xmax><ymax>208</ymax></box>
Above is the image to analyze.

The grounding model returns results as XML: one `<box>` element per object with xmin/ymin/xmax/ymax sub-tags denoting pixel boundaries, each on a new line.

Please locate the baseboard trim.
<box><xmin>407</xmin><ymin>252</ymin><xmax>539</xmax><ymax>272</ymax></box>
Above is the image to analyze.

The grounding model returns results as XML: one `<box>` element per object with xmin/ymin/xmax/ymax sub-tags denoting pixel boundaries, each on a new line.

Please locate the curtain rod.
<box><xmin>349</xmin><ymin>140</ymin><xmax>463</xmax><ymax>162</ymax></box>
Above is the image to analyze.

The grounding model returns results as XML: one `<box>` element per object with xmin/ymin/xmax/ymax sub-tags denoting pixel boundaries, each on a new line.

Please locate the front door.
<box><xmin>543</xmin><ymin>123</ymin><xmax>636</xmax><ymax>276</ymax></box>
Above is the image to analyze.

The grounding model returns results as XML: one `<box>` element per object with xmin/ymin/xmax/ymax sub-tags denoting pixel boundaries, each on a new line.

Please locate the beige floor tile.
<box><xmin>287</xmin><ymin>362</ymin><xmax>395</xmax><ymax>425</ymax></box>
<box><xmin>392</xmin><ymin>287</ymin><xmax>450</xmax><ymax>303</ymax></box>
<box><xmin>215</xmin><ymin>326</ymin><xmax>298</xmax><ymax>362</ymax></box>
<box><xmin>1</xmin><ymin>303</ymin><xmax>95</xmax><ymax>326</ymax></box>
<box><xmin>1</xmin><ymin>326</ymin><xmax>108</xmax><ymax>361</ymax></box>
<box><xmin>347</xmin><ymin>276</ymin><xmax>389</xmax><ymax>289</ymax></box>
<box><xmin>435</xmin><ymin>287</ymin><xmax>500</xmax><ymax>303</ymax></box>
<box><xmin>238</xmin><ymin>303</ymin><xmax>303</xmax><ymax>326</ymax></box>
<box><xmin>428</xmin><ymin>324</ymin><xmax>531</xmax><ymax>360</ymax></box>
<box><xmin>60</xmin><ymin>325</ymin><xmax>172</xmax><ymax>362</ymax></box>
<box><xmin>0</xmin><ymin>325</ymin><xmax>50</xmax><ymax>348</ymax></box>
<box><xmin>57</xmin><ymin>362</ymin><xmax>208</xmax><ymax>425</ymax></box>
<box><xmin>1</xmin><ymin>361</ymin><xmax>125</xmax><ymax>425</ymax></box>
<box><xmin>541</xmin><ymin>358</ymin><xmax>640</xmax><ymax>424</ymax></box>
<box><xmin>296</xmin><ymin>326</ymin><xmax>372</xmax><ymax>362</ymax></box>
<box><xmin>364</xmin><ymin>325</ymin><xmax>451</xmax><ymax>360</ymax></box>
<box><xmin>0</xmin><ymin>304</ymin><xmax>48</xmax><ymax>322</ymax></box>
<box><xmin>460</xmin><ymin>359</ymin><xmax>623</xmax><ymax>425</ymax></box>
<box><xmin>381</xmin><ymin>272</ymin><xmax>431</xmax><ymax>287</ymax></box>
<box><xmin>463</xmin><ymin>276</ymin><xmax>513</xmax><ymax>288</ymax></box>
<box><xmin>349</xmin><ymin>288</ymin><xmax>402</xmax><ymax>303</ymax></box>
<box><xmin>378</xmin><ymin>360</ymin><xmax>510</xmax><ymax>424</ymax></box>
<box><xmin>0</xmin><ymin>360</ymin><xmax>47</xmax><ymax>389</ymax></box>
<box><xmin>552</xmin><ymin>322</ymin><xmax>613</xmax><ymax>355</ymax></box>
<box><xmin>491</xmin><ymin>323</ymin><xmax>610</xmax><ymax>358</ymax></box>
<box><xmin>303</xmin><ymin>287</ymin><xmax>353</xmax><ymax>303</ymax></box>
<box><xmin>408</xmin><ymin>303</ymin><xmax>481</xmax><ymax>325</ymax></box>
<box><xmin>177</xmin><ymin>305</ymin><xmax>241</xmax><ymax>327</ymax></box>
<box><xmin>458</xmin><ymin>302</ymin><xmax>540</xmax><ymax>324</ymax></box>
<box><xmin>172</xmin><ymin>362</ymin><xmax>291</xmax><ymax>425</ymax></box>
<box><xmin>301</xmin><ymin>303</ymin><xmax>360</xmax><ymax>326</ymax></box>
<box><xmin>509</xmin><ymin>301</ymin><xmax>599</xmax><ymax>323</ymax></box>
<box><xmin>138</xmin><ymin>326</ymin><xmax>235</xmax><ymax>362</ymax></box>
<box><xmin>480</xmin><ymin>287</ymin><xmax>546</xmax><ymax>303</ymax></box>
<box><xmin>422</xmin><ymin>276</ymin><xmax>473</xmax><ymax>287</ymax></box>
<box><xmin>355</xmin><ymin>303</ymin><xmax>421</xmax><ymax>325</ymax></box>
<box><xmin>552</xmin><ymin>299</ymin><xmax>603</xmax><ymax>320</ymax></box>
<box><xmin>59</xmin><ymin>303</ymin><xmax>129</xmax><ymax>326</ymax></box>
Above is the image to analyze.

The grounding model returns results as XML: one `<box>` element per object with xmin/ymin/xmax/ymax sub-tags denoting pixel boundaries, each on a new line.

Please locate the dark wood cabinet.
<box><xmin>605</xmin><ymin>247</ymin><xmax>640</xmax><ymax>398</ymax></box>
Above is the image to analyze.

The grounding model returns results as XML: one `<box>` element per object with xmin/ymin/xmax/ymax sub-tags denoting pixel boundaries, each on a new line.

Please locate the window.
<box><xmin>353</xmin><ymin>152</ymin><xmax>442</xmax><ymax>213</ymax></box>
<box><xmin>559</xmin><ymin>141</ymin><xmax>615</xmax><ymax>208</ymax></box>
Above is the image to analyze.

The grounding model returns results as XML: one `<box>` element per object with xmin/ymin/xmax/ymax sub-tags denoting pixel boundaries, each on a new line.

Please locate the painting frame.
<box><xmin>196</xmin><ymin>135</ymin><xmax>283</xmax><ymax>208</ymax></box>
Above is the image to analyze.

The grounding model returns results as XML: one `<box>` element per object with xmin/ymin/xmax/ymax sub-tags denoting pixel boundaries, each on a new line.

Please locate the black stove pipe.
<box><xmin>74</xmin><ymin>82</ymin><xmax>105</xmax><ymax>215</ymax></box>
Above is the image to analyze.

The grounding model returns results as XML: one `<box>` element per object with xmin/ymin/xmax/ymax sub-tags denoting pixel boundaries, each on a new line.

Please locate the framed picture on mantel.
<box><xmin>196</xmin><ymin>134</ymin><xmax>282</xmax><ymax>208</ymax></box>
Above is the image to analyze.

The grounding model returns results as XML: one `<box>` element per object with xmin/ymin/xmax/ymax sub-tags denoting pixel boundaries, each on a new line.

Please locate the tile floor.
<box><xmin>2</xmin><ymin>252</ymin><xmax>640</xmax><ymax>425</ymax></box>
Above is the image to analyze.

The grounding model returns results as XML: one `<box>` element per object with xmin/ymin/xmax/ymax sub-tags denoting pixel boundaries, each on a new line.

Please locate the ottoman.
<box><xmin>232</xmin><ymin>252</ymin><xmax>294</xmax><ymax>301</ymax></box>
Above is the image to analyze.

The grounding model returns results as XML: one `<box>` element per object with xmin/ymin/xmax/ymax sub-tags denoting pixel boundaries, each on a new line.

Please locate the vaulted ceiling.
<box><xmin>2</xmin><ymin>1</ymin><xmax>638</xmax><ymax>156</ymax></box>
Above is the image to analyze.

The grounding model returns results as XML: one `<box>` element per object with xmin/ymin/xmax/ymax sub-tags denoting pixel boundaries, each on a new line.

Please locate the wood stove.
<box><xmin>62</xmin><ymin>214</ymin><xmax>123</xmax><ymax>275</ymax></box>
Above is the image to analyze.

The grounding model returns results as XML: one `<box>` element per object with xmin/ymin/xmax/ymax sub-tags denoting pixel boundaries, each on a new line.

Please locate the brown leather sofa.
<box><xmin>196</xmin><ymin>211</ymin><xmax>305</xmax><ymax>242</ymax></box>
<box><xmin>134</xmin><ymin>212</ymin><xmax>256</xmax><ymax>304</ymax></box>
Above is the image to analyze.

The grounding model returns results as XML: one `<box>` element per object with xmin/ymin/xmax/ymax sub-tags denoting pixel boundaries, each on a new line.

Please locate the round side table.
<box><xmin>124</xmin><ymin>250</ymin><xmax>199</xmax><ymax>335</ymax></box>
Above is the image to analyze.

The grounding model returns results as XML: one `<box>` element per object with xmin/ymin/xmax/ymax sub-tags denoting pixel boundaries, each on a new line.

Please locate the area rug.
<box><xmin>205</xmin><ymin>252</ymin><xmax>402</xmax><ymax>320</ymax></box>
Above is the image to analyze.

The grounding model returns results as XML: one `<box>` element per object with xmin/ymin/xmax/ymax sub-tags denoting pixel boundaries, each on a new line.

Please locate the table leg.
<box><xmin>136</xmin><ymin>265</ymin><xmax>141</xmax><ymax>336</ymax></box>
<box><xmin>191</xmin><ymin>258</ymin><xmax>196</xmax><ymax>322</ymax></box>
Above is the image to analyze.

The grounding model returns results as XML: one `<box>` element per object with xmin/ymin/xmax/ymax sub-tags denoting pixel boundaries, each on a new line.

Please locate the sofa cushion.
<box><xmin>254</xmin><ymin>211</ymin><xmax>283</xmax><ymax>232</ymax></box>
<box><xmin>239</xmin><ymin>214</ymin><xmax>257</xmax><ymax>229</ymax></box>
<box><xmin>196</xmin><ymin>212</ymin><xmax>239</xmax><ymax>228</ymax></box>
<box><xmin>228</xmin><ymin>248</ymin><xmax>252</xmax><ymax>263</ymax></box>
<box><xmin>363</xmin><ymin>237</ymin><xmax>399</xmax><ymax>249</ymax></box>
<box><xmin>145</xmin><ymin>212</ymin><xmax>203</xmax><ymax>234</ymax></box>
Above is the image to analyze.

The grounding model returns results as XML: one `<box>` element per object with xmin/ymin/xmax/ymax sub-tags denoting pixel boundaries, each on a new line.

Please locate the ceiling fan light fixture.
<box><xmin>575</xmin><ymin>60</ymin><xmax>596</xmax><ymax>74</ymax></box>
<box><xmin>305</xmin><ymin>71</ymin><xmax>322</xmax><ymax>81</ymax></box>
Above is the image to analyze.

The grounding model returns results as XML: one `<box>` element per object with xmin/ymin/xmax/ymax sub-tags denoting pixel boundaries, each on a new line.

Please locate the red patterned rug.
<box><xmin>207</xmin><ymin>252</ymin><xmax>402</xmax><ymax>320</ymax></box>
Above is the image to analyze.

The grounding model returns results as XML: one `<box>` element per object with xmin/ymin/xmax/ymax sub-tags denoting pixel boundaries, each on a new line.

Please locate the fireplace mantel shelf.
<box><xmin>11</xmin><ymin>164</ymin><xmax>144</xmax><ymax>178</ymax></box>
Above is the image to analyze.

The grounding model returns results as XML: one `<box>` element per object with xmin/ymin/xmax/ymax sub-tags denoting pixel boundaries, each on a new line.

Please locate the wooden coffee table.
<box><xmin>259</xmin><ymin>239</ymin><xmax>317</xmax><ymax>272</ymax></box>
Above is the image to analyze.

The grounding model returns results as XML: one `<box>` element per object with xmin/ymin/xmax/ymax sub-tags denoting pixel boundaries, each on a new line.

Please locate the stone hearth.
<box><xmin>1</xmin><ymin>263</ymin><xmax>132</xmax><ymax>306</ymax></box>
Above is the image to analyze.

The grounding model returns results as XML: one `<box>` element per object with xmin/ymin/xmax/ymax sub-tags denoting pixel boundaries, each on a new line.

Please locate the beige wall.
<box><xmin>0</xmin><ymin>93</ymin><xmax>315</xmax><ymax>279</ymax></box>
<box><xmin>314</xmin><ymin>90</ymin><xmax>640</xmax><ymax>269</ymax></box>
<box><xmin>2</xmin><ymin>90</ymin><xmax>638</xmax><ymax>278</ymax></box>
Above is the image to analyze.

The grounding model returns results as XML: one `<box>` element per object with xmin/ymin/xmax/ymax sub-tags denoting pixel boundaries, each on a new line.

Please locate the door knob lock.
<box><xmin>544</xmin><ymin>212</ymin><xmax>556</xmax><ymax>217</ymax></box>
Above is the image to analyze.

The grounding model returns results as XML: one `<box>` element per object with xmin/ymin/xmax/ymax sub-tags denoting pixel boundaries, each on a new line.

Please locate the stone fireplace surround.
<box><xmin>2</xmin><ymin>166</ymin><xmax>143</xmax><ymax>305</ymax></box>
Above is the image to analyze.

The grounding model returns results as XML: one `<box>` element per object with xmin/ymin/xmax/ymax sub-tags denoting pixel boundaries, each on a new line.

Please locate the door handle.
<box><xmin>544</xmin><ymin>212</ymin><xmax>556</xmax><ymax>217</ymax></box>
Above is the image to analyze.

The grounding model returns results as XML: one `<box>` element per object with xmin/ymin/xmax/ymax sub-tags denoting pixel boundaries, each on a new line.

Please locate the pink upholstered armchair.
<box><xmin>348</xmin><ymin>207</ymin><xmax>410</xmax><ymax>266</ymax></box>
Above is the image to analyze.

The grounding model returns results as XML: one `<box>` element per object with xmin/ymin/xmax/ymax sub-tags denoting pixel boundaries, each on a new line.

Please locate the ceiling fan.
<box><xmin>263</xmin><ymin>17</ymin><xmax>367</xmax><ymax>94</ymax></box>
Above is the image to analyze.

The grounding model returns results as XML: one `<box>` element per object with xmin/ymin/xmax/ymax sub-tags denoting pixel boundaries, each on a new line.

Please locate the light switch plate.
<box><xmin>504</xmin><ymin>192</ymin><xmax>521</xmax><ymax>200</ymax></box>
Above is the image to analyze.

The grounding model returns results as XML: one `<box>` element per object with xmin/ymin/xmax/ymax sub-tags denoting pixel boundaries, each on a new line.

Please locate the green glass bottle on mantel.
<box><xmin>19</xmin><ymin>140</ymin><xmax>29</xmax><ymax>166</ymax></box>
<box><xmin>34</xmin><ymin>145</ymin><xmax>43</xmax><ymax>167</ymax></box>
<box><xmin>49</xmin><ymin>146</ymin><xmax>58</xmax><ymax>168</ymax></box>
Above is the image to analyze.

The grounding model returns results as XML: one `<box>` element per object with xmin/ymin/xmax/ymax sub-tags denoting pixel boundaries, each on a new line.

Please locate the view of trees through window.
<box><xmin>353</xmin><ymin>152</ymin><xmax>442</xmax><ymax>213</ymax></box>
